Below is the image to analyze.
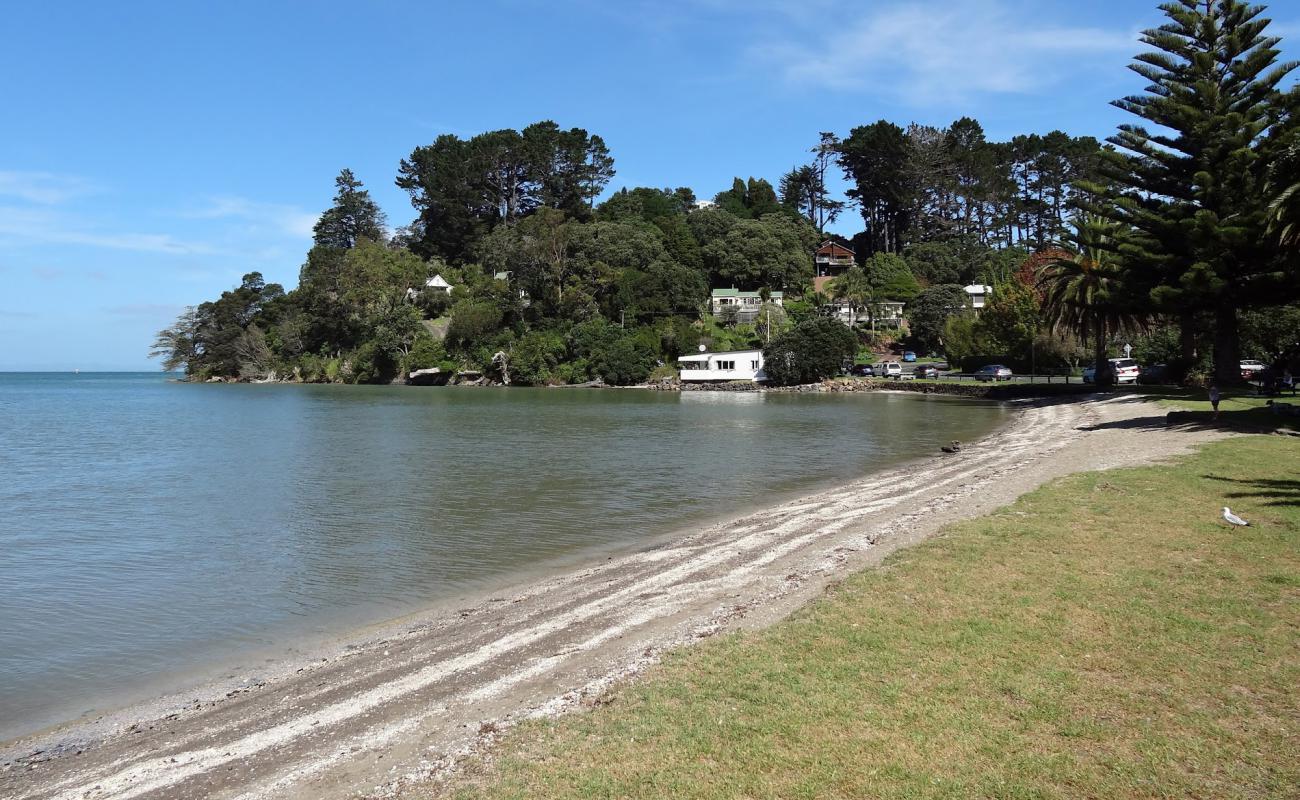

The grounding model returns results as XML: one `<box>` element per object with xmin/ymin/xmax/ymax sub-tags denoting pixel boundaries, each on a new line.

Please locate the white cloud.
<box><xmin>757</xmin><ymin>0</ymin><xmax>1139</xmax><ymax>103</ymax></box>
<box><xmin>181</xmin><ymin>195</ymin><xmax>319</xmax><ymax>239</ymax></box>
<box><xmin>0</xmin><ymin>206</ymin><xmax>211</xmax><ymax>255</ymax></box>
<box><xmin>0</xmin><ymin>171</ymin><xmax>99</xmax><ymax>204</ymax></box>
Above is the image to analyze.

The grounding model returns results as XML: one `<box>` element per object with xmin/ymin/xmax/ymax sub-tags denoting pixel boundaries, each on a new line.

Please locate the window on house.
<box><xmin>716</xmin><ymin>360</ymin><xmax>735</xmax><ymax>370</ymax></box>
<box><xmin>751</xmin><ymin>360</ymin><xmax>760</xmax><ymax>369</ymax></box>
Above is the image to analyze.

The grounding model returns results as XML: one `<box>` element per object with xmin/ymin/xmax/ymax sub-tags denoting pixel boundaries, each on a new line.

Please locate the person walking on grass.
<box><xmin>1209</xmin><ymin>384</ymin><xmax>1221</xmax><ymax>421</ymax></box>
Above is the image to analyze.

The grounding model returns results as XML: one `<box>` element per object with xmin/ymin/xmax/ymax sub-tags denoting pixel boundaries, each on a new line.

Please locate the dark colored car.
<box><xmin>850</xmin><ymin>363</ymin><xmax>875</xmax><ymax>377</ymax></box>
<box><xmin>1138</xmin><ymin>363</ymin><xmax>1168</xmax><ymax>384</ymax></box>
<box><xmin>913</xmin><ymin>364</ymin><xmax>940</xmax><ymax>379</ymax></box>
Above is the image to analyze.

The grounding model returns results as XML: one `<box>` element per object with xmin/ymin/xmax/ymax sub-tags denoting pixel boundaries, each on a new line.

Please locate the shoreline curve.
<box><xmin>0</xmin><ymin>395</ymin><xmax>1228</xmax><ymax>800</ymax></box>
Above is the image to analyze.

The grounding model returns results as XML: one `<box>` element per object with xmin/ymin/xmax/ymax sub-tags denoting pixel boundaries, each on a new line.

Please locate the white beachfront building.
<box><xmin>678</xmin><ymin>349</ymin><xmax>767</xmax><ymax>383</ymax></box>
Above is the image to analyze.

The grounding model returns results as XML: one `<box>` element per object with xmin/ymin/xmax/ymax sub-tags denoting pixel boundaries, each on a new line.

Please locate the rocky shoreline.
<box><xmin>189</xmin><ymin>368</ymin><xmax>1098</xmax><ymax>401</ymax></box>
<box><xmin>663</xmin><ymin>377</ymin><xmax>1098</xmax><ymax>400</ymax></box>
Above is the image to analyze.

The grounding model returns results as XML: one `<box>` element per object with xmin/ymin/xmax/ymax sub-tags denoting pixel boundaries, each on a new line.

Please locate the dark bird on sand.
<box><xmin>941</xmin><ymin>440</ymin><xmax>962</xmax><ymax>454</ymax></box>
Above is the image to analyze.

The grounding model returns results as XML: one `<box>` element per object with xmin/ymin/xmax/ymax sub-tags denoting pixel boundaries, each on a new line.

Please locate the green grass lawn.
<box><xmin>442</xmin><ymin>436</ymin><xmax>1299</xmax><ymax>800</ymax></box>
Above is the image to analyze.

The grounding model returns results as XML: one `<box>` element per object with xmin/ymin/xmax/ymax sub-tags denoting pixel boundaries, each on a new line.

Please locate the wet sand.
<box><xmin>0</xmin><ymin>395</ymin><xmax>1230</xmax><ymax>800</ymax></box>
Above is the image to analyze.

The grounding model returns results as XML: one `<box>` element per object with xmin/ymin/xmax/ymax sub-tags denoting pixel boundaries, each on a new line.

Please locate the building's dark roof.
<box><xmin>815</xmin><ymin>241</ymin><xmax>855</xmax><ymax>257</ymax></box>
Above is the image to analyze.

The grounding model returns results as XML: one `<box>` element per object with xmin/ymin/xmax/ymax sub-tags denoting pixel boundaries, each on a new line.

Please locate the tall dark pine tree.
<box><xmin>520</xmin><ymin>122</ymin><xmax>614</xmax><ymax>220</ymax></box>
<box><xmin>837</xmin><ymin>120</ymin><xmax>913</xmax><ymax>254</ymax></box>
<box><xmin>397</xmin><ymin>134</ymin><xmax>488</xmax><ymax>262</ymax></box>
<box><xmin>1104</xmin><ymin>0</ymin><xmax>1297</xmax><ymax>383</ymax></box>
<box><xmin>313</xmin><ymin>169</ymin><xmax>387</xmax><ymax>249</ymax></box>
<box><xmin>947</xmin><ymin>117</ymin><xmax>996</xmax><ymax>243</ymax></box>
<box><xmin>397</xmin><ymin>123</ymin><xmax>615</xmax><ymax>263</ymax></box>
<box><xmin>714</xmin><ymin>177</ymin><xmax>783</xmax><ymax>219</ymax></box>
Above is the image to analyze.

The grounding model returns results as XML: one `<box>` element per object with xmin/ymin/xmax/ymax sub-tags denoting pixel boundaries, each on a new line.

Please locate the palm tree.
<box><xmin>1036</xmin><ymin>216</ymin><xmax>1149</xmax><ymax>387</ymax></box>
<box><xmin>828</xmin><ymin>266</ymin><xmax>872</xmax><ymax>329</ymax></box>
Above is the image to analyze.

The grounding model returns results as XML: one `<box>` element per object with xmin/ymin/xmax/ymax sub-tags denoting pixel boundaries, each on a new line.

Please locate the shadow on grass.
<box><xmin>1204</xmin><ymin>474</ymin><xmax>1300</xmax><ymax>508</ymax></box>
<box><xmin>1075</xmin><ymin>414</ymin><xmax>1173</xmax><ymax>432</ymax></box>
<box><xmin>1074</xmin><ymin>408</ymin><xmax>1231</xmax><ymax>432</ymax></box>
<box><xmin>1075</xmin><ymin>407</ymin><xmax>1300</xmax><ymax>435</ymax></box>
<box><xmin>1114</xmin><ymin>386</ymin><xmax>1199</xmax><ymax>401</ymax></box>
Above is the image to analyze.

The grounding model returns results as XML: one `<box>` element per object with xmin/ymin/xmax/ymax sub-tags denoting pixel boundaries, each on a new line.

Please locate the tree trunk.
<box><xmin>1179</xmin><ymin>311</ymin><xmax>1197</xmax><ymax>362</ymax></box>
<box><xmin>1094</xmin><ymin>314</ymin><xmax>1113</xmax><ymax>388</ymax></box>
<box><xmin>1213</xmin><ymin>304</ymin><xmax>1242</xmax><ymax>385</ymax></box>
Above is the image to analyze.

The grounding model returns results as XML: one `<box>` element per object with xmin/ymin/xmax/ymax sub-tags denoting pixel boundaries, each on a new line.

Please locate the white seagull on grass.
<box><xmin>1222</xmin><ymin>507</ymin><xmax>1250</xmax><ymax>527</ymax></box>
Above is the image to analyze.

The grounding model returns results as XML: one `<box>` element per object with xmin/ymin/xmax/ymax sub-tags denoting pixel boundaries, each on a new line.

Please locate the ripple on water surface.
<box><xmin>0</xmin><ymin>374</ymin><xmax>1007</xmax><ymax>738</ymax></box>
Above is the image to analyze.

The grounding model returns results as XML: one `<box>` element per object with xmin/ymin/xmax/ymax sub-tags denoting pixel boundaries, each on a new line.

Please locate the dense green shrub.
<box><xmin>408</xmin><ymin>335</ymin><xmax>449</xmax><ymax>370</ymax></box>
<box><xmin>414</xmin><ymin>289</ymin><xmax>453</xmax><ymax>317</ymax></box>
<box><xmin>906</xmin><ymin>284</ymin><xmax>969</xmax><ymax>355</ymax></box>
<box><xmin>348</xmin><ymin>340</ymin><xmax>398</xmax><ymax>384</ymax></box>
<box><xmin>568</xmin><ymin>317</ymin><xmax>619</xmax><ymax>361</ymax></box>
<box><xmin>447</xmin><ymin>299</ymin><xmax>504</xmax><ymax>347</ymax></box>
<box><xmin>762</xmin><ymin>317</ymin><xmax>858</xmax><ymax>386</ymax></box>
<box><xmin>510</xmin><ymin>331</ymin><xmax>567</xmax><ymax>385</ymax></box>
<box><xmin>593</xmin><ymin>335</ymin><xmax>657</xmax><ymax>385</ymax></box>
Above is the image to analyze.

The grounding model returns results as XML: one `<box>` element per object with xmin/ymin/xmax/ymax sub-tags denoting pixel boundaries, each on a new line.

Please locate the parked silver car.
<box><xmin>974</xmin><ymin>364</ymin><xmax>1013</xmax><ymax>382</ymax></box>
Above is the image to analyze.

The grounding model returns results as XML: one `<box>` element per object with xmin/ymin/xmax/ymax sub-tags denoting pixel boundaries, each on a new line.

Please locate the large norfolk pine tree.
<box><xmin>1106</xmin><ymin>0</ymin><xmax>1298</xmax><ymax>383</ymax></box>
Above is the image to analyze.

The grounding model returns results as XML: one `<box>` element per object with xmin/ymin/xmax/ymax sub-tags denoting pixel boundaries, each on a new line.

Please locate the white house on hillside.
<box><xmin>678</xmin><ymin>349</ymin><xmax>767</xmax><ymax>383</ymax></box>
<box><xmin>826</xmin><ymin>299</ymin><xmax>905</xmax><ymax>327</ymax></box>
<box><xmin>409</xmin><ymin>273</ymin><xmax>454</xmax><ymax>302</ymax></box>
<box><xmin>711</xmin><ymin>289</ymin><xmax>784</xmax><ymax>323</ymax></box>
<box><xmin>964</xmin><ymin>284</ymin><xmax>992</xmax><ymax>310</ymax></box>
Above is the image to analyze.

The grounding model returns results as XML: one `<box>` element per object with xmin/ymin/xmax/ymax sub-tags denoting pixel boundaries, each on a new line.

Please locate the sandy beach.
<box><xmin>0</xmin><ymin>394</ymin><xmax>1230</xmax><ymax>800</ymax></box>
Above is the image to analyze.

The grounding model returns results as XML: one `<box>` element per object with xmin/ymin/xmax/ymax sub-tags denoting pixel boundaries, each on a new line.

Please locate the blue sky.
<box><xmin>2</xmin><ymin>0</ymin><xmax>1297</xmax><ymax>370</ymax></box>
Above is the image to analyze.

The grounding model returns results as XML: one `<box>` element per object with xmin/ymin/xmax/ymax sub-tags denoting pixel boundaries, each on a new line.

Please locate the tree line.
<box><xmin>155</xmin><ymin>0</ymin><xmax>1300</xmax><ymax>388</ymax></box>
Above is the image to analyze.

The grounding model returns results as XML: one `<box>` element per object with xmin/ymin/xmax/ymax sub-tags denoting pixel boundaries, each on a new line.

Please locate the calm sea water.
<box><xmin>0</xmin><ymin>373</ymin><xmax>1007</xmax><ymax>739</ymax></box>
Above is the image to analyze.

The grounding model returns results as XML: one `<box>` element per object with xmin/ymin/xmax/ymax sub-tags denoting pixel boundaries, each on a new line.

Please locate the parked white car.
<box><xmin>1083</xmin><ymin>358</ymin><xmax>1139</xmax><ymax>384</ymax></box>
<box><xmin>1240</xmin><ymin>359</ymin><xmax>1267</xmax><ymax>377</ymax></box>
<box><xmin>1109</xmin><ymin>358</ymin><xmax>1140</xmax><ymax>384</ymax></box>
<box><xmin>873</xmin><ymin>361</ymin><xmax>904</xmax><ymax>379</ymax></box>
